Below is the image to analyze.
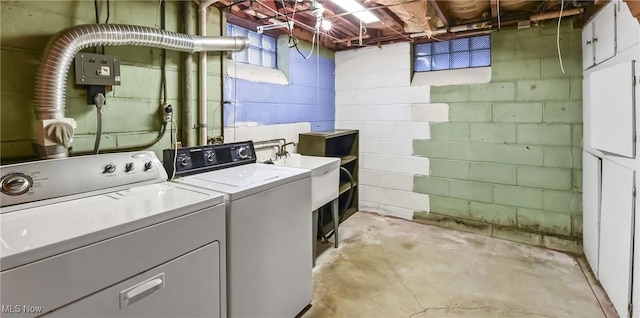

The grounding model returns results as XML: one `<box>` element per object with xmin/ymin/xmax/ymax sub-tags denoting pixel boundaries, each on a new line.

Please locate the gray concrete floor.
<box><xmin>304</xmin><ymin>212</ymin><xmax>607</xmax><ymax>318</ymax></box>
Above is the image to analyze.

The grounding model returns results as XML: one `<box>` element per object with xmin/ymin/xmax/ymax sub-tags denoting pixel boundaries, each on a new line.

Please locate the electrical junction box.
<box><xmin>74</xmin><ymin>52</ymin><xmax>121</xmax><ymax>86</ymax></box>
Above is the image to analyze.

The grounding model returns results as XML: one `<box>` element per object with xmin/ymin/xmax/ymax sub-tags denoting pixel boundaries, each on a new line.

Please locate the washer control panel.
<box><xmin>0</xmin><ymin>151</ymin><xmax>166</xmax><ymax>211</ymax></box>
<box><xmin>163</xmin><ymin>141</ymin><xmax>256</xmax><ymax>177</ymax></box>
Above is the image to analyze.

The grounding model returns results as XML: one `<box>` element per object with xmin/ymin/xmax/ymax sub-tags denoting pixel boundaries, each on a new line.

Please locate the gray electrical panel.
<box><xmin>74</xmin><ymin>52</ymin><xmax>121</xmax><ymax>86</ymax></box>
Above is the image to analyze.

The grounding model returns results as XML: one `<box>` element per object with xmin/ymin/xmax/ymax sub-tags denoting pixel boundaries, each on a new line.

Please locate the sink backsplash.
<box><xmin>223</xmin><ymin>122</ymin><xmax>309</xmax><ymax>162</ymax></box>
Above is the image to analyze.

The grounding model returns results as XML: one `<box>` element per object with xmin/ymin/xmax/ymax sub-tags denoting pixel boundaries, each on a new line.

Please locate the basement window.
<box><xmin>226</xmin><ymin>23</ymin><xmax>277</xmax><ymax>68</ymax></box>
<box><xmin>414</xmin><ymin>35</ymin><xmax>491</xmax><ymax>72</ymax></box>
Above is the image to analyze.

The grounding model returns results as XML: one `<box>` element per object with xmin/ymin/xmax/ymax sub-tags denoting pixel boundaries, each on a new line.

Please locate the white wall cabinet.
<box><xmin>617</xmin><ymin>0</ymin><xmax>640</xmax><ymax>54</ymax></box>
<box><xmin>589</xmin><ymin>60</ymin><xmax>636</xmax><ymax>158</ymax></box>
<box><xmin>583</xmin><ymin>21</ymin><xmax>595</xmax><ymax>70</ymax></box>
<box><xmin>583</xmin><ymin>2</ymin><xmax>640</xmax><ymax>317</ymax></box>
<box><xmin>584</xmin><ymin>3</ymin><xmax>617</xmax><ymax>70</ymax></box>
<box><xmin>583</xmin><ymin>152</ymin><xmax>602</xmax><ymax>277</ymax></box>
<box><xmin>599</xmin><ymin>159</ymin><xmax>636</xmax><ymax>318</ymax></box>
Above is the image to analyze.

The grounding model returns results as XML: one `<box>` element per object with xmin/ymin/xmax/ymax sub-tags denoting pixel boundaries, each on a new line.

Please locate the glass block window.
<box><xmin>414</xmin><ymin>35</ymin><xmax>491</xmax><ymax>72</ymax></box>
<box><xmin>226</xmin><ymin>23</ymin><xmax>276</xmax><ymax>68</ymax></box>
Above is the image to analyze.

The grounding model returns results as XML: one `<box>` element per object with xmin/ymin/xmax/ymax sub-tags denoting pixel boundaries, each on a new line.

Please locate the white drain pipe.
<box><xmin>199</xmin><ymin>0</ymin><xmax>218</xmax><ymax>145</ymax></box>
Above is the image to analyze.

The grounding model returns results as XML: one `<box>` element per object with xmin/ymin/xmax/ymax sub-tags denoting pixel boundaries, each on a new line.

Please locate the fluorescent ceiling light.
<box><xmin>257</xmin><ymin>20</ymin><xmax>294</xmax><ymax>34</ymax></box>
<box><xmin>330</xmin><ymin>0</ymin><xmax>380</xmax><ymax>23</ymax></box>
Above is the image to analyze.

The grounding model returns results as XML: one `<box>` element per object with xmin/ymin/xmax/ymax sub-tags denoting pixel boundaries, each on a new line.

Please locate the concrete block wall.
<box><xmin>223</xmin><ymin>39</ymin><xmax>335</xmax><ymax>160</ymax></box>
<box><xmin>335</xmin><ymin>22</ymin><xmax>583</xmax><ymax>252</ymax></box>
<box><xmin>335</xmin><ymin>42</ymin><xmax>436</xmax><ymax>219</ymax></box>
<box><xmin>1</xmin><ymin>1</ymin><xmax>223</xmax><ymax>161</ymax></box>
<box><xmin>415</xmin><ymin>23</ymin><xmax>583</xmax><ymax>251</ymax></box>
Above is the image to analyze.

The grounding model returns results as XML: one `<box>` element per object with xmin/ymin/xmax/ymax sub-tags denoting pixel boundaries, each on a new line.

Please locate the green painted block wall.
<box><xmin>0</xmin><ymin>0</ymin><xmax>225</xmax><ymax>161</ymax></box>
<box><xmin>415</xmin><ymin>21</ymin><xmax>582</xmax><ymax>239</ymax></box>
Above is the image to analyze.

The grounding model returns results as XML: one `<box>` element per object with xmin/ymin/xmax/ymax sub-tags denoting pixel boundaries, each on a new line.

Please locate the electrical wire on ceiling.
<box><xmin>278</xmin><ymin>0</ymin><xmax>317</xmax><ymax>59</ymax></box>
<box><xmin>557</xmin><ymin>0</ymin><xmax>566</xmax><ymax>74</ymax></box>
<box><xmin>253</xmin><ymin>0</ymin><xmax>350</xmax><ymax>47</ymax></box>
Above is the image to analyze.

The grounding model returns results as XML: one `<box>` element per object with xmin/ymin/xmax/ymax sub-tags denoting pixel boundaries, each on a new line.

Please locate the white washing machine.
<box><xmin>165</xmin><ymin>141</ymin><xmax>313</xmax><ymax>318</ymax></box>
<box><xmin>0</xmin><ymin>151</ymin><xmax>226</xmax><ymax>318</ymax></box>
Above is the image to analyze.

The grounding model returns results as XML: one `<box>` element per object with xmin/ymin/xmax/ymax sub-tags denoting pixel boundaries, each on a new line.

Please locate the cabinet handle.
<box><xmin>586</xmin><ymin>40</ymin><xmax>592</xmax><ymax>45</ymax></box>
<box><xmin>593</xmin><ymin>37</ymin><xmax>598</xmax><ymax>43</ymax></box>
<box><xmin>120</xmin><ymin>273</ymin><xmax>165</xmax><ymax>309</ymax></box>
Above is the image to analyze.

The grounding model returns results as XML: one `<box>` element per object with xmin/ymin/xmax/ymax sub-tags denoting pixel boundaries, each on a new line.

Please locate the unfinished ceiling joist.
<box><xmin>216</xmin><ymin>0</ymin><xmax>597</xmax><ymax>50</ymax></box>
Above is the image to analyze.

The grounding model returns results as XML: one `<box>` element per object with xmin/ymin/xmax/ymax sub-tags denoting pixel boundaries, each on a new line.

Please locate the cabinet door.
<box><xmin>617</xmin><ymin>0</ymin><xmax>640</xmax><ymax>54</ymax></box>
<box><xmin>583</xmin><ymin>152</ymin><xmax>602</xmax><ymax>277</ymax></box>
<box><xmin>599</xmin><ymin>159</ymin><xmax>635</xmax><ymax>318</ymax></box>
<box><xmin>594</xmin><ymin>3</ymin><xmax>617</xmax><ymax>65</ymax></box>
<box><xmin>583</xmin><ymin>23</ymin><xmax>595</xmax><ymax>70</ymax></box>
<box><xmin>590</xmin><ymin>61</ymin><xmax>636</xmax><ymax>158</ymax></box>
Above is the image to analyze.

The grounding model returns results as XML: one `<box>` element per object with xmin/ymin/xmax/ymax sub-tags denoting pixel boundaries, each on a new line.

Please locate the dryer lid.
<box><xmin>0</xmin><ymin>182</ymin><xmax>223</xmax><ymax>271</ymax></box>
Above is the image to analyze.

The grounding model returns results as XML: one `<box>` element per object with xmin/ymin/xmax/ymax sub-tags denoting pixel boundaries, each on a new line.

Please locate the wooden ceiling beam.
<box><xmin>376</xmin><ymin>6</ymin><xmax>405</xmax><ymax>31</ymax></box>
<box><xmin>430</xmin><ymin>0</ymin><xmax>452</xmax><ymax>26</ymax></box>
<box><xmin>322</xmin><ymin>2</ymin><xmax>363</xmax><ymax>33</ymax></box>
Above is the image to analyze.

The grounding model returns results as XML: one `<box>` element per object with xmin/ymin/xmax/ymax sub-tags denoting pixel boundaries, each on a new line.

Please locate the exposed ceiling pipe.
<box><xmin>530</xmin><ymin>7</ymin><xmax>583</xmax><ymax>22</ymax></box>
<box><xmin>407</xmin><ymin>7</ymin><xmax>584</xmax><ymax>40</ymax></box>
<box><xmin>33</xmin><ymin>23</ymin><xmax>249</xmax><ymax>159</ymax></box>
<box><xmin>199</xmin><ymin>0</ymin><xmax>218</xmax><ymax>146</ymax></box>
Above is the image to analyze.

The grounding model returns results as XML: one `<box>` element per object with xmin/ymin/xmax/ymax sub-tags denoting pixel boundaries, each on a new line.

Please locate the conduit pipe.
<box><xmin>199</xmin><ymin>0</ymin><xmax>218</xmax><ymax>145</ymax></box>
<box><xmin>33</xmin><ymin>23</ymin><xmax>249</xmax><ymax>158</ymax></box>
<box><xmin>182</xmin><ymin>0</ymin><xmax>196</xmax><ymax>147</ymax></box>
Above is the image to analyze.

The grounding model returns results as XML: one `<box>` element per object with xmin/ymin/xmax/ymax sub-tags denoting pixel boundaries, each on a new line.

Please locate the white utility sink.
<box><xmin>273</xmin><ymin>154</ymin><xmax>340</xmax><ymax>211</ymax></box>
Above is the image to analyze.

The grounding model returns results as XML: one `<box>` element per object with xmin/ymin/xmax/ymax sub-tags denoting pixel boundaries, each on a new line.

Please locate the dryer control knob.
<box><xmin>1</xmin><ymin>173</ymin><xmax>33</xmax><ymax>196</ymax></box>
<box><xmin>103</xmin><ymin>164</ymin><xmax>117</xmax><ymax>174</ymax></box>
<box><xmin>180</xmin><ymin>157</ymin><xmax>190</xmax><ymax>167</ymax></box>
<box><xmin>144</xmin><ymin>161</ymin><xmax>153</xmax><ymax>171</ymax></box>
<box><xmin>238</xmin><ymin>146</ymin><xmax>249</xmax><ymax>159</ymax></box>
<box><xmin>125</xmin><ymin>162</ymin><xmax>135</xmax><ymax>172</ymax></box>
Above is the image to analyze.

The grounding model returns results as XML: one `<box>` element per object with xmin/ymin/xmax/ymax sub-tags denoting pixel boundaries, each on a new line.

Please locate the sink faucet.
<box><xmin>277</xmin><ymin>142</ymin><xmax>296</xmax><ymax>159</ymax></box>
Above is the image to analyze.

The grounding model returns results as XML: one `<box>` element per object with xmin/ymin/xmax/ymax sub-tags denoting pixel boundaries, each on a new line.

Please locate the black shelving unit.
<box><xmin>298</xmin><ymin>129</ymin><xmax>359</xmax><ymax>232</ymax></box>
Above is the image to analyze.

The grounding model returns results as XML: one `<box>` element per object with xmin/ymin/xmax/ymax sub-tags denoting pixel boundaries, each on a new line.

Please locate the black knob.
<box><xmin>180</xmin><ymin>157</ymin><xmax>190</xmax><ymax>167</ymax></box>
<box><xmin>238</xmin><ymin>147</ymin><xmax>249</xmax><ymax>159</ymax></box>
<box><xmin>207</xmin><ymin>154</ymin><xmax>215</xmax><ymax>162</ymax></box>
<box><xmin>144</xmin><ymin>161</ymin><xmax>153</xmax><ymax>171</ymax></box>
<box><xmin>103</xmin><ymin>164</ymin><xmax>116</xmax><ymax>173</ymax></box>
<box><xmin>125</xmin><ymin>162</ymin><xmax>135</xmax><ymax>172</ymax></box>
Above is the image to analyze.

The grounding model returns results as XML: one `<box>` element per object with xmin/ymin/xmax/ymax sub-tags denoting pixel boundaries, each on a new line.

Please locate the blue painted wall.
<box><xmin>223</xmin><ymin>46</ymin><xmax>335</xmax><ymax>132</ymax></box>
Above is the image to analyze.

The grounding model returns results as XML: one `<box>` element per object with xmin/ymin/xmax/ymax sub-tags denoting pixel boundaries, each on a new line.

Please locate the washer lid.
<box><xmin>176</xmin><ymin>163</ymin><xmax>311</xmax><ymax>200</ymax></box>
<box><xmin>0</xmin><ymin>182</ymin><xmax>224</xmax><ymax>271</ymax></box>
<box><xmin>200</xmin><ymin>167</ymin><xmax>281</xmax><ymax>187</ymax></box>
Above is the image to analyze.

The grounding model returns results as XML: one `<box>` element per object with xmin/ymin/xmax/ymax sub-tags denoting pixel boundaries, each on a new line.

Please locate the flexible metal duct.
<box><xmin>34</xmin><ymin>24</ymin><xmax>250</xmax><ymax>120</ymax></box>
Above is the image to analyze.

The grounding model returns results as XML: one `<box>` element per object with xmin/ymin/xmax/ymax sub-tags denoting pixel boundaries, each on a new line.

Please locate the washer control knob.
<box><xmin>207</xmin><ymin>154</ymin><xmax>215</xmax><ymax>162</ymax></box>
<box><xmin>144</xmin><ymin>161</ymin><xmax>153</xmax><ymax>171</ymax></box>
<box><xmin>125</xmin><ymin>162</ymin><xmax>135</xmax><ymax>172</ymax></box>
<box><xmin>238</xmin><ymin>146</ymin><xmax>249</xmax><ymax>159</ymax></box>
<box><xmin>180</xmin><ymin>157</ymin><xmax>190</xmax><ymax>167</ymax></box>
<box><xmin>1</xmin><ymin>173</ymin><xmax>33</xmax><ymax>196</ymax></box>
<box><xmin>103</xmin><ymin>164</ymin><xmax>117</xmax><ymax>174</ymax></box>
